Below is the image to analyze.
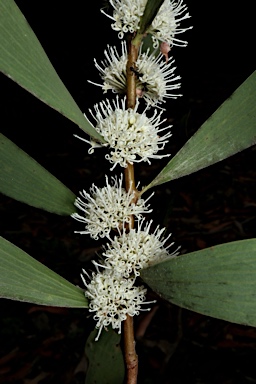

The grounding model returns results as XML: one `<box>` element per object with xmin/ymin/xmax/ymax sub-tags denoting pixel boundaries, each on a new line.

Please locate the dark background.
<box><xmin>1</xmin><ymin>1</ymin><xmax>256</xmax><ymax>383</ymax></box>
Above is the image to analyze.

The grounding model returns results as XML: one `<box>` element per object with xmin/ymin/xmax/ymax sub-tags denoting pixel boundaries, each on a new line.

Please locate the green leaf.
<box><xmin>140</xmin><ymin>33</ymin><xmax>160</xmax><ymax>56</ymax></box>
<box><xmin>0</xmin><ymin>236</ymin><xmax>88</xmax><ymax>308</ymax></box>
<box><xmin>138</xmin><ymin>0</ymin><xmax>165</xmax><ymax>35</ymax></box>
<box><xmin>143</xmin><ymin>71</ymin><xmax>256</xmax><ymax>192</ymax></box>
<box><xmin>85</xmin><ymin>328</ymin><xmax>125</xmax><ymax>384</ymax></box>
<box><xmin>0</xmin><ymin>0</ymin><xmax>104</xmax><ymax>142</ymax></box>
<box><xmin>141</xmin><ymin>239</ymin><xmax>256</xmax><ymax>326</ymax></box>
<box><xmin>0</xmin><ymin>133</ymin><xmax>76</xmax><ymax>215</ymax></box>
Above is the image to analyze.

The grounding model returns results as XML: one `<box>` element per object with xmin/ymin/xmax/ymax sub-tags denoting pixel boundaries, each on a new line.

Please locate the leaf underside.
<box><xmin>0</xmin><ymin>0</ymin><xmax>104</xmax><ymax>142</ymax></box>
<box><xmin>85</xmin><ymin>328</ymin><xmax>125</xmax><ymax>384</ymax></box>
<box><xmin>141</xmin><ymin>239</ymin><xmax>256</xmax><ymax>326</ymax></box>
<box><xmin>0</xmin><ymin>133</ymin><xmax>76</xmax><ymax>215</ymax></box>
<box><xmin>0</xmin><ymin>236</ymin><xmax>88</xmax><ymax>308</ymax></box>
<box><xmin>144</xmin><ymin>71</ymin><xmax>256</xmax><ymax>191</ymax></box>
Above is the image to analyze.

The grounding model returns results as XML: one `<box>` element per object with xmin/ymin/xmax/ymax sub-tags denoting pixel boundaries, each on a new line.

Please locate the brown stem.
<box><xmin>123</xmin><ymin>170</ymin><xmax>138</xmax><ymax>383</ymax></box>
<box><xmin>126</xmin><ymin>35</ymin><xmax>139</xmax><ymax>109</ymax></box>
<box><xmin>123</xmin><ymin>315</ymin><xmax>138</xmax><ymax>384</ymax></box>
<box><xmin>124</xmin><ymin>163</ymin><xmax>139</xmax><ymax>230</ymax></box>
<box><xmin>124</xmin><ymin>162</ymin><xmax>136</xmax><ymax>194</ymax></box>
<box><xmin>122</xmin><ymin>34</ymin><xmax>141</xmax><ymax>384</ymax></box>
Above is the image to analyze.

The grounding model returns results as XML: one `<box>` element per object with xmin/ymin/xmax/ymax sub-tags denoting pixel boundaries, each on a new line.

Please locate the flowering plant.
<box><xmin>0</xmin><ymin>0</ymin><xmax>256</xmax><ymax>383</ymax></box>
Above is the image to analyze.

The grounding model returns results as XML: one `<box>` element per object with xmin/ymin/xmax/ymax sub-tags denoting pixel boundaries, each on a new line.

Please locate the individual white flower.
<box><xmin>102</xmin><ymin>219</ymin><xmax>180</xmax><ymax>278</ymax></box>
<box><xmin>81</xmin><ymin>269</ymin><xmax>153</xmax><ymax>341</ymax></box>
<box><xmin>77</xmin><ymin>96</ymin><xmax>172</xmax><ymax>170</ymax></box>
<box><xmin>88</xmin><ymin>42</ymin><xmax>182</xmax><ymax>107</ymax></box>
<box><xmin>101</xmin><ymin>0</ymin><xmax>192</xmax><ymax>46</ymax></box>
<box><xmin>71</xmin><ymin>174</ymin><xmax>153</xmax><ymax>239</ymax></box>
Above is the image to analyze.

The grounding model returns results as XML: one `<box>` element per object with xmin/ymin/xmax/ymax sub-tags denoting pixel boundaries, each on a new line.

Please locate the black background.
<box><xmin>1</xmin><ymin>1</ymin><xmax>256</xmax><ymax>383</ymax></box>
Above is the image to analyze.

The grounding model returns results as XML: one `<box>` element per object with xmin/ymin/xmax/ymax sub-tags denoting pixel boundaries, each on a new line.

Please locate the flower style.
<box><xmin>102</xmin><ymin>0</ymin><xmax>192</xmax><ymax>47</ymax></box>
<box><xmin>88</xmin><ymin>42</ymin><xmax>182</xmax><ymax>107</ymax></box>
<box><xmin>76</xmin><ymin>96</ymin><xmax>172</xmax><ymax>170</ymax></box>
<box><xmin>81</xmin><ymin>268</ymin><xmax>153</xmax><ymax>341</ymax></box>
<box><xmin>101</xmin><ymin>219</ymin><xmax>180</xmax><ymax>278</ymax></box>
<box><xmin>71</xmin><ymin>174</ymin><xmax>153</xmax><ymax>239</ymax></box>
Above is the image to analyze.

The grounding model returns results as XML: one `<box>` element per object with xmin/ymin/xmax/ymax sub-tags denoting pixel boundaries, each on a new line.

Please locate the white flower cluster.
<box><xmin>75</xmin><ymin>96</ymin><xmax>172</xmax><ymax>170</ymax></box>
<box><xmin>72</xmin><ymin>174</ymin><xmax>153</xmax><ymax>239</ymax></box>
<box><xmin>80</xmin><ymin>219</ymin><xmax>179</xmax><ymax>341</ymax></box>
<box><xmin>88</xmin><ymin>42</ymin><xmax>182</xmax><ymax>107</ymax></box>
<box><xmin>148</xmin><ymin>0</ymin><xmax>192</xmax><ymax>48</ymax></box>
<box><xmin>102</xmin><ymin>0</ymin><xmax>192</xmax><ymax>46</ymax></box>
<box><xmin>71</xmin><ymin>0</ymin><xmax>191</xmax><ymax>340</ymax></box>
<box><xmin>75</xmin><ymin>1</ymin><xmax>192</xmax><ymax>171</ymax></box>
<box><xmin>102</xmin><ymin>0</ymin><xmax>146</xmax><ymax>39</ymax></box>
<box><xmin>72</xmin><ymin>174</ymin><xmax>180</xmax><ymax>340</ymax></box>
<box><xmin>101</xmin><ymin>220</ymin><xmax>180</xmax><ymax>278</ymax></box>
<box><xmin>81</xmin><ymin>270</ymin><xmax>149</xmax><ymax>341</ymax></box>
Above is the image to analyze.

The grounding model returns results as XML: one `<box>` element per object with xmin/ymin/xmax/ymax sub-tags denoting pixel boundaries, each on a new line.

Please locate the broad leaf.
<box><xmin>0</xmin><ymin>0</ymin><xmax>104</xmax><ymax>142</ymax></box>
<box><xmin>141</xmin><ymin>239</ymin><xmax>256</xmax><ymax>326</ymax></box>
<box><xmin>143</xmin><ymin>71</ymin><xmax>256</xmax><ymax>192</ymax></box>
<box><xmin>85</xmin><ymin>328</ymin><xmax>125</xmax><ymax>384</ymax></box>
<box><xmin>0</xmin><ymin>236</ymin><xmax>88</xmax><ymax>308</ymax></box>
<box><xmin>0</xmin><ymin>133</ymin><xmax>76</xmax><ymax>215</ymax></box>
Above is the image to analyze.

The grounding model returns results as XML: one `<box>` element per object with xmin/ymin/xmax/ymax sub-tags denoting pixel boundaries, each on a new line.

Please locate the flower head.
<box><xmin>102</xmin><ymin>219</ymin><xmax>180</xmax><ymax>278</ymax></box>
<box><xmin>81</xmin><ymin>269</ymin><xmax>152</xmax><ymax>341</ymax></box>
<box><xmin>71</xmin><ymin>174</ymin><xmax>153</xmax><ymax>239</ymax></box>
<box><xmin>80</xmin><ymin>96</ymin><xmax>172</xmax><ymax>170</ymax></box>
<box><xmin>88</xmin><ymin>42</ymin><xmax>182</xmax><ymax>107</ymax></box>
<box><xmin>102</xmin><ymin>0</ymin><xmax>192</xmax><ymax>47</ymax></box>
